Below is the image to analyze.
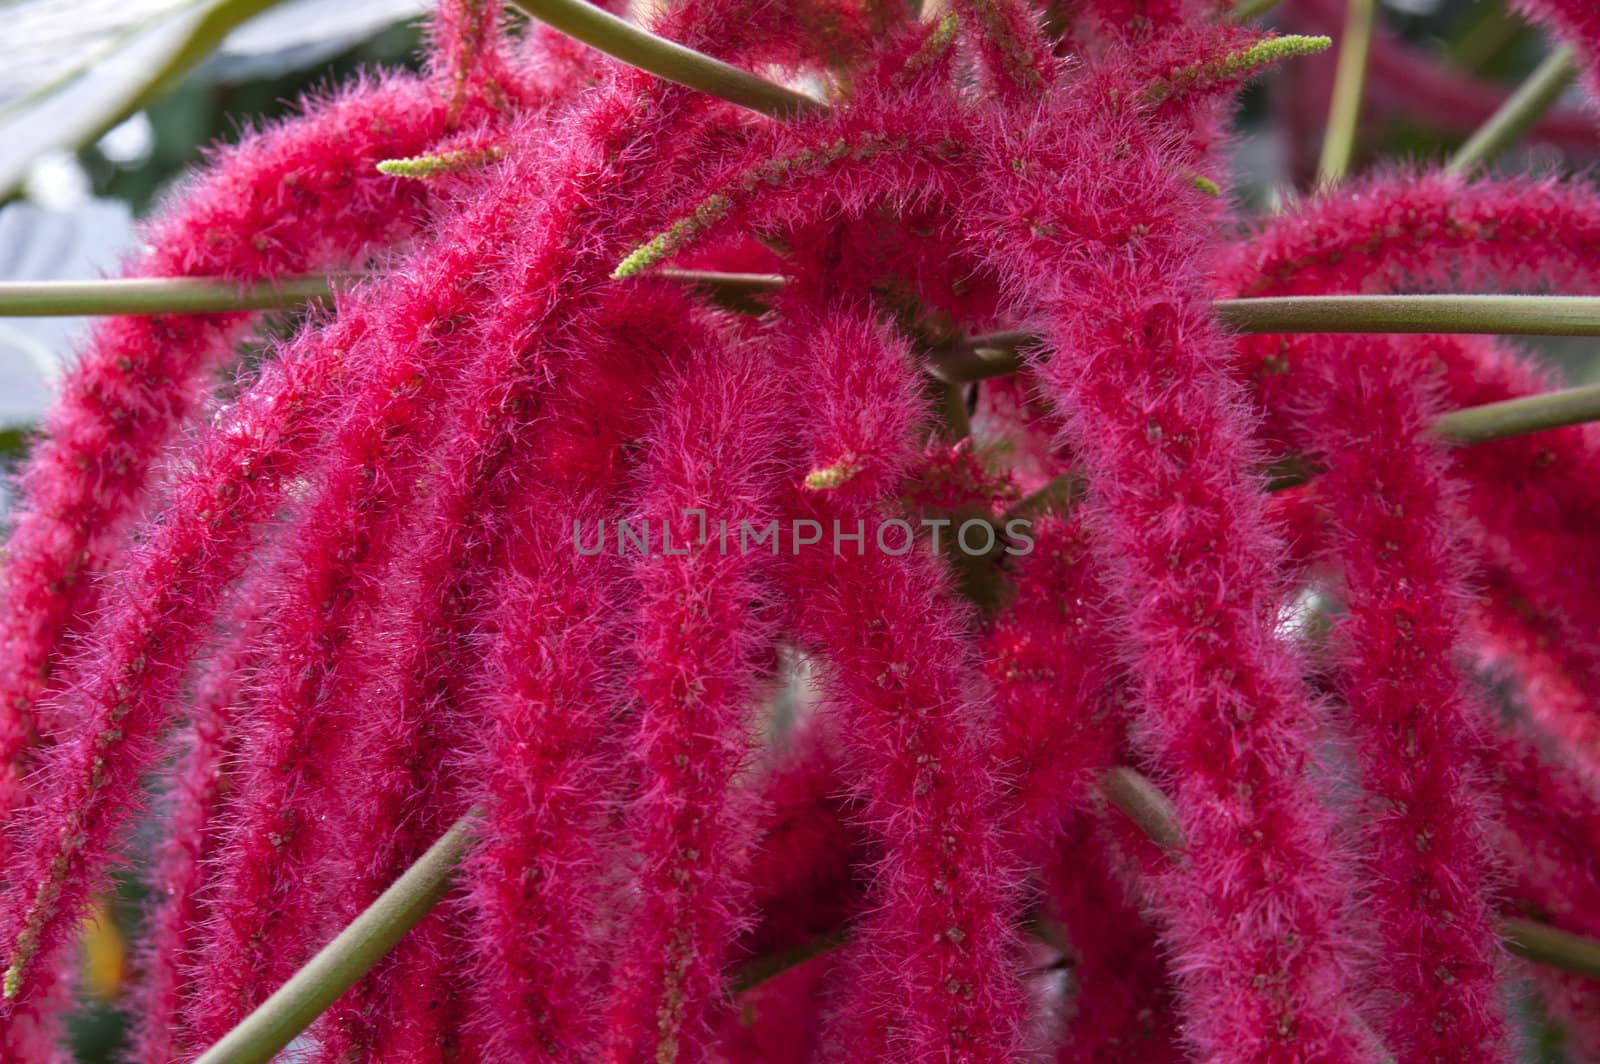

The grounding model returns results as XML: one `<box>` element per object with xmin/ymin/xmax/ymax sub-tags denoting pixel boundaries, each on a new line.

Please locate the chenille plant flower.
<box><xmin>4</xmin><ymin>0</ymin><xmax>1600</xmax><ymax>1059</ymax></box>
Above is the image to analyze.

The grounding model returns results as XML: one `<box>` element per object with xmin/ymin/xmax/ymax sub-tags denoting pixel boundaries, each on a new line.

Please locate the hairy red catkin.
<box><xmin>985</xmin><ymin>512</ymin><xmax>1119</xmax><ymax>863</ymax></box>
<box><xmin>1045</xmin><ymin>812</ymin><xmax>1182</xmax><ymax>1063</ymax></box>
<box><xmin>303</xmin><ymin>80</ymin><xmax>784</xmax><ymax>1064</ymax></box>
<box><xmin>0</xmin><ymin>304</ymin><xmax>371</xmax><ymax>1031</ymax></box>
<box><xmin>172</xmin><ymin>132</ymin><xmax>561</xmax><ymax>1044</ymax></box>
<box><xmin>314</xmin><ymin>284</ymin><xmax>695</xmax><ymax>1062</ymax></box>
<box><xmin>602</xmin><ymin>325</ymin><xmax>790</xmax><ymax>1064</ymax></box>
<box><xmin>1280</xmin><ymin>336</ymin><xmax>1509</xmax><ymax>1059</ymax></box>
<box><xmin>130</xmin><ymin>604</ymin><xmax>265</xmax><ymax>1063</ymax></box>
<box><xmin>1486</xmin><ymin>721</ymin><xmax>1600</xmax><ymax>1060</ymax></box>
<box><xmin>0</xmin><ymin>73</ymin><xmax>453</xmax><ymax>838</ymax></box>
<box><xmin>0</xmin><ymin>0</ymin><xmax>534</xmax><ymax>902</ymax></box>
<box><xmin>778</xmin><ymin>297</ymin><xmax>1027</xmax><ymax>1060</ymax></box>
<box><xmin>464</xmin><ymin>463</ymin><xmax>634</xmax><ymax>1061</ymax></box>
<box><xmin>457</xmin><ymin>295</ymin><xmax>800</xmax><ymax>1064</ymax></box>
<box><xmin>0</xmin><ymin>42</ymin><xmax>516</xmax><ymax>1045</ymax></box>
<box><xmin>1218</xmin><ymin>178</ymin><xmax>1600</xmax><ymax>1047</ymax></box>
<box><xmin>1513</xmin><ymin>0</ymin><xmax>1600</xmax><ymax>105</ymax></box>
<box><xmin>1216</xmin><ymin>174</ymin><xmax>1600</xmax><ymax>753</ymax></box>
<box><xmin>431</xmin><ymin>0</ymin><xmax>888</xmax><ymax>1047</ymax></box>
<box><xmin>967</xmin><ymin>60</ymin><xmax>1374</xmax><ymax>1060</ymax></box>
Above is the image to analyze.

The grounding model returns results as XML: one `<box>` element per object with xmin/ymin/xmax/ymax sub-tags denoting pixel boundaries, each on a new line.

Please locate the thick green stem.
<box><xmin>504</xmin><ymin>0</ymin><xmax>825</xmax><ymax>118</ymax></box>
<box><xmin>7</xmin><ymin>278</ymin><xmax>1600</xmax><ymax>340</ymax></box>
<box><xmin>1317</xmin><ymin>0</ymin><xmax>1376</xmax><ymax>185</ymax></box>
<box><xmin>1435</xmin><ymin>382</ymin><xmax>1600</xmax><ymax>444</ymax></box>
<box><xmin>1099</xmin><ymin>766</ymin><xmax>1184</xmax><ymax>851</ymax></box>
<box><xmin>943</xmin><ymin>297</ymin><xmax>1600</xmax><ymax>376</ymax></box>
<box><xmin>0</xmin><ymin>276</ymin><xmax>338</xmax><ymax>317</ymax></box>
<box><xmin>1216</xmin><ymin>295</ymin><xmax>1600</xmax><ymax>337</ymax></box>
<box><xmin>191</xmin><ymin>812</ymin><xmax>479</xmax><ymax>1064</ymax></box>
<box><xmin>655</xmin><ymin>268</ymin><xmax>787</xmax><ymax>292</ymax></box>
<box><xmin>1504</xmin><ymin>918</ymin><xmax>1600</xmax><ymax>980</ymax></box>
<box><xmin>1002</xmin><ymin>381</ymin><xmax>1600</xmax><ymax>510</ymax></box>
<box><xmin>1448</xmin><ymin>46</ymin><xmax>1578</xmax><ymax>175</ymax></box>
<box><xmin>655</xmin><ymin>268</ymin><xmax>786</xmax><ymax>314</ymax></box>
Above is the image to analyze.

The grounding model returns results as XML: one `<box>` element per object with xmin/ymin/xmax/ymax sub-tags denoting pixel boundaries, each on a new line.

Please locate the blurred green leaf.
<box><xmin>3</xmin><ymin>0</ymin><xmax>424</xmax><ymax>201</ymax></box>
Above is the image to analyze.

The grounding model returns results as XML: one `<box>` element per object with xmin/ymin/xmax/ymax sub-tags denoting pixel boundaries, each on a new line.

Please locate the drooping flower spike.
<box><xmin>775</xmin><ymin>296</ymin><xmax>1029</xmax><ymax>1059</ymax></box>
<box><xmin>130</xmin><ymin>598</ymin><xmax>268</xmax><ymax>1063</ymax></box>
<box><xmin>0</xmin><ymin>0</ymin><xmax>531</xmax><ymax>833</ymax></box>
<box><xmin>1267</xmin><ymin>335</ymin><xmax>1509</xmax><ymax>1057</ymax></box>
<box><xmin>1217</xmin><ymin>173</ymin><xmax>1600</xmax><ymax>754</ymax></box>
<box><xmin>1514</xmin><ymin>0</ymin><xmax>1600</xmax><ymax>104</ymax></box>
<box><xmin>1218</xmin><ymin>173</ymin><xmax>1600</xmax><ymax>1051</ymax></box>
<box><xmin>0</xmin><ymin>2</ymin><xmax>525</xmax><ymax>1043</ymax></box>
<box><xmin>0</xmin><ymin>75</ymin><xmax>448</xmax><ymax>832</ymax></box>
<box><xmin>0</xmin><ymin>301</ymin><xmax>373</xmax><ymax>1025</ymax></box>
<box><xmin>10</xmin><ymin>0</ymin><xmax>1600</xmax><ymax>1058</ymax></box>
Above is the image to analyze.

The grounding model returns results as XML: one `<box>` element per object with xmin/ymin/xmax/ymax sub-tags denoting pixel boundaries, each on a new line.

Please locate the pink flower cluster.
<box><xmin>3</xmin><ymin>0</ymin><xmax>1600</xmax><ymax>1060</ymax></box>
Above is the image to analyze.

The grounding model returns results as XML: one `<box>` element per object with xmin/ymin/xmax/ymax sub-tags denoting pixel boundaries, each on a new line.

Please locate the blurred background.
<box><xmin>1</xmin><ymin>0</ymin><xmax>1595</xmax><ymax>1057</ymax></box>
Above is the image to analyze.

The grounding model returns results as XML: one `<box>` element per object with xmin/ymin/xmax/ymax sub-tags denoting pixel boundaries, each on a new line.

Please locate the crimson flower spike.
<box><xmin>12</xmin><ymin>0</ymin><xmax>1600</xmax><ymax>1059</ymax></box>
<box><xmin>0</xmin><ymin>73</ymin><xmax>457</xmax><ymax>852</ymax></box>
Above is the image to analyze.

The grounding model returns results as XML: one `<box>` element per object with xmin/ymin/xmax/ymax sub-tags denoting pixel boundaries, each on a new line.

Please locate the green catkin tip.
<box><xmin>615</xmin><ymin>133</ymin><xmax>893</xmax><ymax>279</ymax></box>
<box><xmin>804</xmin><ymin>458</ymin><xmax>864</xmax><ymax>491</ymax></box>
<box><xmin>613</xmin><ymin>193</ymin><xmax>734</xmax><ymax>278</ymax></box>
<box><xmin>1189</xmin><ymin>173</ymin><xmax>1222</xmax><ymax>197</ymax></box>
<box><xmin>903</xmin><ymin>13</ymin><xmax>960</xmax><ymax>77</ymax></box>
<box><xmin>1144</xmin><ymin>34</ymin><xmax>1331</xmax><ymax>103</ymax></box>
<box><xmin>376</xmin><ymin>146</ymin><xmax>505</xmax><ymax>179</ymax></box>
<box><xmin>1230</xmin><ymin>34</ymin><xmax>1332</xmax><ymax>73</ymax></box>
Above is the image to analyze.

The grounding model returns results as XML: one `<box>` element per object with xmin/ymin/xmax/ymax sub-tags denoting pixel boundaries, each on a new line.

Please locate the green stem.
<box><xmin>0</xmin><ymin>276</ymin><xmax>338</xmax><ymax>317</ymax></box>
<box><xmin>1448</xmin><ymin>46</ymin><xmax>1578</xmax><ymax>176</ymax></box>
<box><xmin>1216</xmin><ymin>295</ymin><xmax>1600</xmax><ymax>337</ymax></box>
<box><xmin>503</xmin><ymin>0</ymin><xmax>826</xmax><ymax>118</ymax></box>
<box><xmin>1434</xmin><ymin>382</ymin><xmax>1600</xmax><ymax>444</ymax></box>
<box><xmin>8</xmin><ymin>278</ymin><xmax>1600</xmax><ymax>340</ymax></box>
<box><xmin>191</xmin><ymin>812</ymin><xmax>480</xmax><ymax>1064</ymax></box>
<box><xmin>1098</xmin><ymin>766</ymin><xmax>1184</xmax><ymax>851</ymax></box>
<box><xmin>1503</xmin><ymin>918</ymin><xmax>1600</xmax><ymax>980</ymax></box>
<box><xmin>654</xmin><ymin>268</ymin><xmax>786</xmax><ymax>314</ymax></box>
<box><xmin>654</xmin><ymin>268</ymin><xmax>787</xmax><ymax>292</ymax></box>
<box><xmin>927</xmin><ymin>339</ymin><xmax>1024</xmax><ymax>382</ymax></box>
<box><xmin>1003</xmin><ymin>381</ymin><xmax>1600</xmax><ymax>507</ymax></box>
<box><xmin>934</xmin><ymin>379</ymin><xmax>973</xmax><ymax>440</ymax></box>
<box><xmin>1317</xmin><ymin>0</ymin><xmax>1376</xmax><ymax>185</ymax></box>
<box><xmin>730</xmin><ymin>928</ymin><xmax>853</xmax><ymax>993</ymax></box>
<box><xmin>947</xmin><ymin>297</ymin><xmax>1600</xmax><ymax>369</ymax></box>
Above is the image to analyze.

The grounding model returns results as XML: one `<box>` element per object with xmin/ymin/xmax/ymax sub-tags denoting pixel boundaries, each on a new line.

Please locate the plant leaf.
<box><xmin>1</xmin><ymin>0</ymin><xmax>423</xmax><ymax>200</ymax></box>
